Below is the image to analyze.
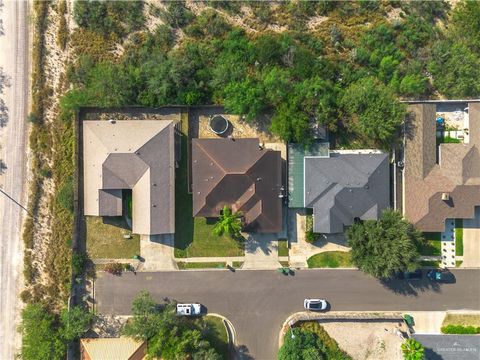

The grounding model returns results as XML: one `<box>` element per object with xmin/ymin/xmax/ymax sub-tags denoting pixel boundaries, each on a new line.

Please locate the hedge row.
<box><xmin>441</xmin><ymin>325</ymin><xmax>480</xmax><ymax>335</ymax></box>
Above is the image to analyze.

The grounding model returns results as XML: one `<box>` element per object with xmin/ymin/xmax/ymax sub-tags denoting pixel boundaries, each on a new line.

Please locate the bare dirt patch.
<box><xmin>321</xmin><ymin>320</ymin><xmax>405</xmax><ymax>360</ymax></box>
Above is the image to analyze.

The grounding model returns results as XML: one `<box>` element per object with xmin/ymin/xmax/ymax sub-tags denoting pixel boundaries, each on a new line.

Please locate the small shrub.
<box><xmin>39</xmin><ymin>166</ymin><xmax>52</xmax><ymax>178</ymax></box>
<box><xmin>305</xmin><ymin>214</ymin><xmax>316</xmax><ymax>243</ymax></box>
<box><xmin>441</xmin><ymin>325</ymin><xmax>480</xmax><ymax>334</ymax></box>
<box><xmin>104</xmin><ymin>263</ymin><xmax>123</xmax><ymax>276</ymax></box>
<box><xmin>20</xmin><ymin>289</ymin><xmax>32</xmax><ymax>304</ymax></box>
<box><xmin>72</xmin><ymin>253</ymin><xmax>86</xmax><ymax>276</ymax></box>
<box><xmin>56</xmin><ymin>179</ymin><xmax>74</xmax><ymax>213</ymax></box>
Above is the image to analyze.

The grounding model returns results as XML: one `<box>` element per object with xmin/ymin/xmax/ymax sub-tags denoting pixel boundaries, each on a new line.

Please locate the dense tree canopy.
<box><xmin>66</xmin><ymin>0</ymin><xmax>478</xmax><ymax>146</ymax></box>
<box><xmin>20</xmin><ymin>304</ymin><xmax>92</xmax><ymax>360</ymax></box>
<box><xmin>346</xmin><ymin>210</ymin><xmax>423</xmax><ymax>279</ymax></box>
<box><xmin>341</xmin><ymin>77</ymin><xmax>406</xmax><ymax>147</ymax></box>
<box><xmin>122</xmin><ymin>291</ymin><xmax>221</xmax><ymax>360</ymax></box>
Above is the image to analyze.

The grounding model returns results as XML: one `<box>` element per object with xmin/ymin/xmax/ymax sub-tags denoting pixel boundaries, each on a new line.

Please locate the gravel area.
<box><xmin>321</xmin><ymin>321</ymin><xmax>406</xmax><ymax>360</ymax></box>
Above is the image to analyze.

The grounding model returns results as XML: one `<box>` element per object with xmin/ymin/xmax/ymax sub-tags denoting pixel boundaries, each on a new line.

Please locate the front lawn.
<box><xmin>204</xmin><ymin>316</ymin><xmax>229</xmax><ymax>359</ymax></box>
<box><xmin>442</xmin><ymin>314</ymin><xmax>480</xmax><ymax>328</ymax></box>
<box><xmin>455</xmin><ymin>219</ymin><xmax>463</xmax><ymax>256</ymax></box>
<box><xmin>85</xmin><ymin>216</ymin><xmax>140</xmax><ymax>259</ymax></box>
<box><xmin>417</xmin><ymin>232</ymin><xmax>441</xmax><ymax>256</ymax></box>
<box><xmin>177</xmin><ymin>262</ymin><xmax>226</xmax><ymax>270</ymax></box>
<box><xmin>419</xmin><ymin>260</ymin><xmax>440</xmax><ymax>268</ymax></box>
<box><xmin>174</xmin><ymin>112</ymin><xmax>244</xmax><ymax>258</ymax></box>
<box><xmin>307</xmin><ymin>251</ymin><xmax>353</xmax><ymax>268</ymax></box>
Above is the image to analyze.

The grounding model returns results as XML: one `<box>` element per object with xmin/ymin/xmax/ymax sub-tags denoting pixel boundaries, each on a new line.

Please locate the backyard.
<box><xmin>174</xmin><ymin>111</ymin><xmax>245</xmax><ymax>258</ymax></box>
<box><xmin>85</xmin><ymin>216</ymin><xmax>140</xmax><ymax>259</ymax></box>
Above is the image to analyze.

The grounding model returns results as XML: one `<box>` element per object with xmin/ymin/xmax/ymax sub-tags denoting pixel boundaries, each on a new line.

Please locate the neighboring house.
<box><xmin>288</xmin><ymin>143</ymin><xmax>390</xmax><ymax>234</ymax></box>
<box><xmin>413</xmin><ymin>334</ymin><xmax>480</xmax><ymax>360</ymax></box>
<box><xmin>83</xmin><ymin>120</ymin><xmax>175</xmax><ymax>235</ymax></box>
<box><xmin>80</xmin><ymin>338</ymin><xmax>146</xmax><ymax>360</ymax></box>
<box><xmin>192</xmin><ymin>138</ymin><xmax>283</xmax><ymax>233</ymax></box>
<box><xmin>403</xmin><ymin>102</ymin><xmax>480</xmax><ymax>232</ymax></box>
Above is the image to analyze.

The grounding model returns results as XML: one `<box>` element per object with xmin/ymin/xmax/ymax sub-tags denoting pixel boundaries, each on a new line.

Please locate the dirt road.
<box><xmin>0</xmin><ymin>1</ymin><xmax>29</xmax><ymax>358</ymax></box>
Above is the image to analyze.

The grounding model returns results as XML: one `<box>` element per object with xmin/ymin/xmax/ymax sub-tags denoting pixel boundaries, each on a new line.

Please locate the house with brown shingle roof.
<box><xmin>83</xmin><ymin>119</ymin><xmax>175</xmax><ymax>235</ymax></box>
<box><xmin>192</xmin><ymin>138</ymin><xmax>283</xmax><ymax>233</ymax></box>
<box><xmin>403</xmin><ymin>102</ymin><xmax>480</xmax><ymax>232</ymax></box>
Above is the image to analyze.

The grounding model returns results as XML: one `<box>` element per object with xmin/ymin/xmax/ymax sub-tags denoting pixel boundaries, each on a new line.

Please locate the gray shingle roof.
<box><xmin>304</xmin><ymin>151</ymin><xmax>390</xmax><ymax>233</ymax></box>
<box><xmin>83</xmin><ymin>120</ymin><xmax>175</xmax><ymax>235</ymax></box>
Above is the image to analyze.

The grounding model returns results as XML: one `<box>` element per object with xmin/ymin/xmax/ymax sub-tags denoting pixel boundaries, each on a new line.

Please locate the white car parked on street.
<box><xmin>176</xmin><ymin>303</ymin><xmax>202</xmax><ymax>316</ymax></box>
<box><xmin>304</xmin><ymin>299</ymin><xmax>328</xmax><ymax>311</ymax></box>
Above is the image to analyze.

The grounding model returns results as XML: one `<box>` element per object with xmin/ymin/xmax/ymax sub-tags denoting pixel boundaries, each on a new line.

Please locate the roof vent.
<box><xmin>441</xmin><ymin>193</ymin><xmax>450</xmax><ymax>201</ymax></box>
<box><xmin>109</xmin><ymin>119</ymin><xmax>116</xmax><ymax>124</ymax></box>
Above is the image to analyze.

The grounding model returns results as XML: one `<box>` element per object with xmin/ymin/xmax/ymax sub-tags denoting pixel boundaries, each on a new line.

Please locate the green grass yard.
<box><xmin>85</xmin><ymin>216</ymin><xmax>139</xmax><ymax>259</ymax></box>
<box><xmin>307</xmin><ymin>251</ymin><xmax>353</xmax><ymax>268</ymax></box>
<box><xmin>278</xmin><ymin>239</ymin><xmax>289</xmax><ymax>257</ymax></box>
<box><xmin>177</xmin><ymin>262</ymin><xmax>226</xmax><ymax>270</ymax></box>
<box><xmin>419</xmin><ymin>260</ymin><xmax>440</xmax><ymax>267</ymax></box>
<box><xmin>174</xmin><ymin>112</ymin><xmax>244</xmax><ymax>258</ymax></box>
<box><xmin>417</xmin><ymin>232</ymin><xmax>442</xmax><ymax>256</ymax></box>
<box><xmin>204</xmin><ymin>316</ymin><xmax>229</xmax><ymax>359</ymax></box>
<box><xmin>455</xmin><ymin>219</ymin><xmax>464</xmax><ymax>256</ymax></box>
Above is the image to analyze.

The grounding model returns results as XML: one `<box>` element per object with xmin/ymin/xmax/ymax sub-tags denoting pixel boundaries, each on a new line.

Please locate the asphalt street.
<box><xmin>95</xmin><ymin>269</ymin><xmax>480</xmax><ymax>360</ymax></box>
<box><xmin>0</xmin><ymin>1</ymin><xmax>29</xmax><ymax>358</ymax></box>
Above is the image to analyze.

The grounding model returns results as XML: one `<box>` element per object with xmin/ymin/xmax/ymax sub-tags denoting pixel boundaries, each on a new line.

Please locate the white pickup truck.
<box><xmin>176</xmin><ymin>303</ymin><xmax>202</xmax><ymax>316</ymax></box>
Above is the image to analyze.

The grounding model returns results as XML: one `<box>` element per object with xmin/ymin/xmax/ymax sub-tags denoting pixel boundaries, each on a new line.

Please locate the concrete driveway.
<box><xmin>462</xmin><ymin>207</ymin><xmax>480</xmax><ymax>267</ymax></box>
<box><xmin>95</xmin><ymin>269</ymin><xmax>480</xmax><ymax>360</ymax></box>
<box><xmin>243</xmin><ymin>233</ymin><xmax>281</xmax><ymax>270</ymax></box>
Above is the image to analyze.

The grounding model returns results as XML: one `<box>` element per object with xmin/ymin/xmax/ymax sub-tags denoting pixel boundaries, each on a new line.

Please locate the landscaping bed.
<box><xmin>442</xmin><ymin>314</ymin><xmax>480</xmax><ymax>328</ymax></box>
<box><xmin>307</xmin><ymin>251</ymin><xmax>353</xmax><ymax>268</ymax></box>
<box><xmin>278</xmin><ymin>239</ymin><xmax>289</xmax><ymax>257</ymax></box>
<box><xmin>419</xmin><ymin>260</ymin><xmax>440</xmax><ymax>268</ymax></box>
<box><xmin>85</xmin><ymin>216</ymin><xmax>140</xmax><ymax>259</ymax></box>
<box><xmin>455</xmin><ymin>219</ymin><xmax>463</xmax><ymax>256</ymax></box>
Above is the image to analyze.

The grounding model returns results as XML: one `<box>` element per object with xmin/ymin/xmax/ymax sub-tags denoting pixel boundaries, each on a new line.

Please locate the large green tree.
<box><xmin>122</xmin><ymin>291</ymin><xmax>221</xmax><ymax>360</ymax></box>
<box><xmin>212</xmin><ymin>206</ymin><xmax>243</xmax><ymax>238</ymax></box>
<box><xmin>21</xmin><ymin>304</ymin><xmax>66</xmax><ymax>360</ymax></box>
<box><xmin>278</xmin><ymin>329</ymin><xmax>325</xmax><ymax>360</ymax></box>
<box><xmin>346</xmin><ymin>209</ymin><xmax>422</xmax><ymax>279</ymax></box>
<box><xmin>20</xmin><ymin>304</ymin><xmax>92</xmax><ymax>360</ymax></box>
<box><xmin>60</xmin><ymin>306</ymin><xmax>93</xmax><ymax>342</ymax></box>
<box><xmin>401</xmin><ymin>338</ymin><xmax>425</xmax><ymax>360</ymax></box>
<box><xmin>341</xmin><ymin>77</ymin><xmax>406</xmax><ymax>147</ymax></box>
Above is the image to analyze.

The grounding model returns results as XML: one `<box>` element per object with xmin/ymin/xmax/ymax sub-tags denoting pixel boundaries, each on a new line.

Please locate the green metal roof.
<box><xmin>288</xmin><ymin>141</ymin><xmax>330</xmax><ymax>208</ymax></box>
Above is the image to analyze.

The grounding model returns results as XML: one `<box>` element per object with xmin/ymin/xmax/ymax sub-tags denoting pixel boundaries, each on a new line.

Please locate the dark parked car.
<box><xmin>396</xmin><ymin>269</ymin><xmax>423</xmax><ymax>280</ymax></box>
<box><xmin>427</xmin><ymin>269</ymin><xmax>456</xmax><ymax>283</ymax></box>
